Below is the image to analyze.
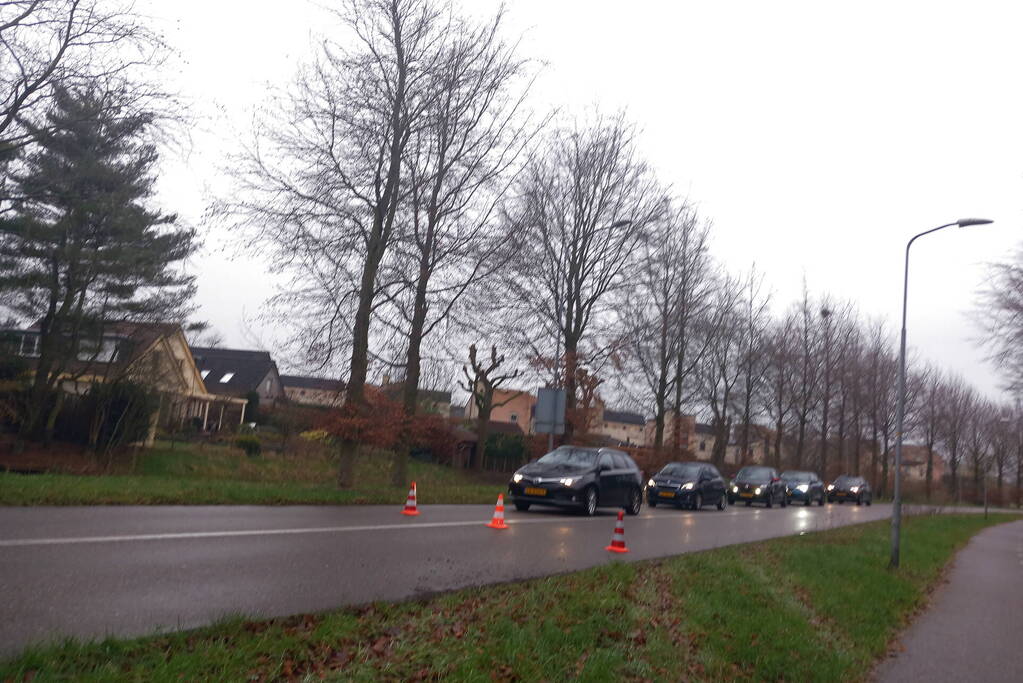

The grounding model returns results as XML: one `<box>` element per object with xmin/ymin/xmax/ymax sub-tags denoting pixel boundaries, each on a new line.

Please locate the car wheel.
<box><xmin>717</xmin><ymin>494</ymin><xmax>726</xmax><ymax>511</ymax></box>
<box><xmin>514</xmin><ymin>501</ymin><xmax>530</xmax><ymax>512</ymax></box>
<box><xmin>693</xmin><ymin>492</ymin><xmax>703</xmax><ymax>511</ymax></box>
<box><xmin>648</xmin><ymin>497</ymin><xmax>657</xmax><ymax>508</ymax></box>
<box><xmin>583</xmin><ymin>487</ymin><xmax>598</xmax><ymax>516</ymax></box>
<box><xmin>805</xmin><ymin>496</ymin><xmax>811</xmax><ymax>507</ymax></box>
<box><xmin>856</xmin><ymin>496</ymin><xmax>862</xmax><ymax>506</ymax></box>
<box><xmin>780</xmin><ymin>494</ymin><xmax>787</xmax><ymax>508</ymax></box>
<box><xmin>766</xmin><ymin>495</ymin><xmax>773</xmax><ymax>508</ymax></box>
<box><xmin>866</xmin><ymin>497</ymin><xmax>872</xmax><ymax>507</ymax></box>
<box><xmin>728</xmin><ymin>496</ymin><xmax>735</xmax><ymax>506</ymax></box>
<box><xmin>626</xmin><ymin>488</ymin><xmax>642</xmax><ymax>516</ymax></box>
<box><xmin>818</xmin><ymin>494</ymin><xmax>825</xmax><ymax>507</ymax></box>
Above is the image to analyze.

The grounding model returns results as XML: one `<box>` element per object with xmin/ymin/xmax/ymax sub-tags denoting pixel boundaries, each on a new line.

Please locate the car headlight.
<box><xmin>731</xmin><ymin>485</ymin><xmax>738</xmax><ymax>493</ymax></box>
<box><xmin>796</xmin><ymin>484</ymin><xmax>808</xmax><ymax>492</ymax></box>
<box><xmin>754</xmin><ymin>487</ymin><xmax>762</xmax><ymax>495</ymax></box>
<box><xmin>682</xmin><ymin>482</ymin><xmax>694</xmax><ymax>490</ymax></box>
<box><xmin>827</xmin><ymin>484</ymin><xmax>834</xmax><ymax>491</ymax></box>
<box><xmin>648</xmin><ymin>479</ymin><xmax>656</xmax><ymax>488</ymax></box>
<box><xmin>513</xmin><ymin>473</ymin><xmax>523</xmax><ymax>483</ymax></box>
<box><xmin>850</xmin><ymin>486</ymin><xmax>859</xmax><ymax>493</ymax></box>
<box><xmin>559</xmin><ymin>477</ymin><xmax>576</xmax><ymax>486</ymax></box>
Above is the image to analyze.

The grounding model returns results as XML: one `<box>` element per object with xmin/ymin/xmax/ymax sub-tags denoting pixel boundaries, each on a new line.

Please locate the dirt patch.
<box><xmin>0</xmin><ymin>433</ymin><xmax>104</xmax><ymax>474</ymax></box>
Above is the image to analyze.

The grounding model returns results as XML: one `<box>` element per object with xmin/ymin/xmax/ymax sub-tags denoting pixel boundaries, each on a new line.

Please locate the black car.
<box><xmin>508</xmin><ymin>446</ymin><xmax>644</xmax><ymax>516</ymax></box>
<box><xmin>827</xmin><ymin>475</ymin><xmax>872</xmax><ymax>505</ymax></box>
<box><xmin>781</xmin><ymin>470</ymin><xmax>826</xmax><ymax>506</ymax></box>
<box><xmin>727</xmin><ymin>465</ymin><xmax>787</xmax><ymax>507</ymax></box>
<box><xmin>646</xmin><ymin>462</ymin><xmax>728</xmax><ymax>511</ymax></box>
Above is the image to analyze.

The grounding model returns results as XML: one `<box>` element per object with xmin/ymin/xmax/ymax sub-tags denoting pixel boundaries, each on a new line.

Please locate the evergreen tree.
<box><xmin>0</xmin><ymin>86</ymin><xmax>197</xmax><ymax>445</ymax></box>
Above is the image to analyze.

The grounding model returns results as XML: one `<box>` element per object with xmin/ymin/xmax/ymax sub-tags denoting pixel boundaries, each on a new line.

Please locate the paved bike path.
<box><xmin>875</xmin><ymin>519</ymin><xmax>1023</xmax><ymax>682</ymax></box>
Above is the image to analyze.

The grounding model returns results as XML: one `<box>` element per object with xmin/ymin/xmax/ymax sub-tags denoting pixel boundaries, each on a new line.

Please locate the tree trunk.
<box><xmin>563</xmin><ymin>339</ymin><xmax>579</xmax><ymax>441</ymax></box>
<box><xmin>475</xmin><ymin>403</ymin><xmax>493</xmax><ymax>471</ymax></box>
<box><xmin>393</xmin><ymin>261</ymin><xmax>431</xmax><ymax>486</ymax></box>
<box><xmin>925</xmin><ymin>443</ymin><xmax>934</xmax><ymax>502</ymax></box>
<box><xmin>337</xmin><ymin>440</ymin><xmax>358</xmax><ymax>489</ymax></box>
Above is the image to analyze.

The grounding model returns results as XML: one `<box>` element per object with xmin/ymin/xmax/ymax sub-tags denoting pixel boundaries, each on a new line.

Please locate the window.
<box><xmin>510</xmin><ymin>413</ymin><xmax>518</xmax><ymax>422</ymax></box>
<box><xmin>220</xmin><ymin>372</ymin><xmax>235</xmax><ymax>383</ymax></box>
<box><xmin>77</xmin><ymin>337</ymin><xmax>119</xmax><ymax>363</ymax></box>
<box><xmin>201</xmin><ymin>370</ymin><xmax>210</xmax><ymax>380</ymax></box>
<box><xmin>598</xmin><ymin>453</ymin><xmax>614</xmax><ymax>470</ymax></box>
<box><xmin>611</xmin><ymin>453</ymin><xmax>629</xmax><ymax>469</ymax></box>
<box><xmin>699</xmin><ymin>441</ymin><xmax>706</xmax><ymax>451</ymax></box>
<box><xmin>19</xmin><ymin>333</ymin><xmax>40</xmax><ymax>357</ymax></box>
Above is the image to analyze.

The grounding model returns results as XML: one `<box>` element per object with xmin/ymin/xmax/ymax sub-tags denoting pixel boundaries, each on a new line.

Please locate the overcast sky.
<box><xmin>142</xmin><ymin>0</ymin><xmax>1020</xmax><ymax>398</ymax></box>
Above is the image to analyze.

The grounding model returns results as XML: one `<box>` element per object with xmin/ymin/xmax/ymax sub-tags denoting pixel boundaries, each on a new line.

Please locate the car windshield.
<box><xmin>736</xmin><ymin>466</ymin><xmax>773</xmax><ymax>482</ymax></box>
<box><xmin>781</xmin><ymin>471</ymin><xmax>811</xmax><ymax>483</ymax></box>
<box><xmin>536</xmin><ymin>446</ymin><xmax>598</xmax><ymax>466</ymax></box>
<box><xmin>834</xmin><ymin>475</ymin><xmax>858</xmax><ymax>487</ymax></box>
<box><xmin>659</xmin><ymin>463</ymin><xmax>701</xmax><ymax>479</ymax></box>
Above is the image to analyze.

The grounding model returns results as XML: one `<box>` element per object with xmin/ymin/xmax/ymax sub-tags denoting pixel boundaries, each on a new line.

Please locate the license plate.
<box><xmin>658</xmin><ymin>491</ymin><xmax>675</xmax><ymax>498</ymax></box>
<box><xmin>524</xmin><ymin>487</ymin><xmax>547</xmax><ymax>496</ymax></box>
<box><xmin>739</xmin><ymin>492</ymin><xmax>754</xmax><ymax>498</ymax></box>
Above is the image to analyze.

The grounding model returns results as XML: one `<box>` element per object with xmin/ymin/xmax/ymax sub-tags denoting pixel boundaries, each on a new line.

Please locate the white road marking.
<box><xmin>0</xmin><ymin>507</ymin><xmax>780</xmax><ymax>547</ymax></box>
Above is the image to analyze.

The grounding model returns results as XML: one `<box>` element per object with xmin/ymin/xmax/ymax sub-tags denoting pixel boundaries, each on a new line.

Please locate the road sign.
<box><xmin>534</xmin><ymin>387</ymin><xmax>566</xmax><ymax>435</ymax></box>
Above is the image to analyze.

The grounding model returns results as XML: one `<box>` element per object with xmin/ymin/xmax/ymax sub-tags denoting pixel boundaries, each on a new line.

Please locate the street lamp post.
<box><xmin>890</xmin><ymin>217</ymin><xmax>993</xmax><ymax>570</ymax></box>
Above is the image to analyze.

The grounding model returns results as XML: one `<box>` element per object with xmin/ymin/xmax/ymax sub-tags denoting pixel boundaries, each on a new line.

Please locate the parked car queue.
<box><xmin>506</xmin><ymin>445</ymin><xmax>872</xmax><ymax>516</ymax></box>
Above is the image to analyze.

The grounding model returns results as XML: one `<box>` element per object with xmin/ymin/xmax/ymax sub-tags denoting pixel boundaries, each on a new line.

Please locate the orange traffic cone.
<box><xmin>486</xmin><ymin>494</ymin><xmax>508</xmax><ymax>529</ymax></box>
<box><xmin>401</xmin><ymin>482</ymin><xmax>420</xmax><ymax>516</ymax></box>
<box><xmin>605</xmin><ymin>509</ymin><xmax>629</xmax><ymax>553</ymax></box>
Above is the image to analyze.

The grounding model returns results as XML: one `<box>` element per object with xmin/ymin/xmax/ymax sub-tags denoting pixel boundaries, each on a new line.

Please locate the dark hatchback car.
<box><xmin>728</xmin><ymin>466</ymin><xmax>787</xmax><ymax>507</ymax></box>
<box><xmin>781</xmin><ymin>470</ymin><xmax>826</xmax><ymax>506</ymax></box>
<box><xmin>827</xmin><ymin>475</ymin><xmax>872</xmax><ymax>505</ymax></box>
<box><xmin>508</xmin><ymin>446</ymin><xmax>644</xmax><ymax>516</ymax></box>
<box><xmin>646</xmin><ymin>462</ymin><xmax>727</xmax><ymax>511</ymax></box>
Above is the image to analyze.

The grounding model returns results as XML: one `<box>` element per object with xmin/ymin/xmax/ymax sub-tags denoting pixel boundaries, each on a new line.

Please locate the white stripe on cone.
<box><xmin>401</xmin><ymin>482</ymin><xmax>420</xmax><ymax>516</ymax></box>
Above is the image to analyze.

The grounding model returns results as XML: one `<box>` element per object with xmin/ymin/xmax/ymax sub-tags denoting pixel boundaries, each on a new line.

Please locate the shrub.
<box><xmin>299</xmin><ymin>429</ymin><xmax>331</xmax><ymax>443</ymax></box>
<box><xmin>234</xmin><ymin>434</ymin><xmax>262</xmax><ymax>457</ymax></box>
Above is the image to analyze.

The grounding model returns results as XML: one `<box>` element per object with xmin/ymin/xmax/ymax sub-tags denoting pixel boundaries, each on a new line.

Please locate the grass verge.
<box><xmin>1</xmin><ymin>514</ymin><xmax>1013</xmax><ymax>681</ymax></box>
<box><xmin>0</xmin><ymin>441</ymin><xmax>504</xmax><ymax>505</ymax></box>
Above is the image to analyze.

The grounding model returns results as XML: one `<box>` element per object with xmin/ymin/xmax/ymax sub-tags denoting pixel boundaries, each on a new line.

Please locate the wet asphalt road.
<box><xmin>0</xmin><ymin>500</ymin><xmax>901</xmax><ymax>656</ymax></box>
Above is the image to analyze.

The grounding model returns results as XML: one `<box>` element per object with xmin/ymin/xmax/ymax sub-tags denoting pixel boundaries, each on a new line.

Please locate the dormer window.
<box><xmin>201</xmin><ymin>370</ymin><xmax>211</xmax><ymax>380</ymax></box>
<box><xmin>220</xmin><ymin>372</ymin><xmax>235</xmax><ymax>383</ymax></box>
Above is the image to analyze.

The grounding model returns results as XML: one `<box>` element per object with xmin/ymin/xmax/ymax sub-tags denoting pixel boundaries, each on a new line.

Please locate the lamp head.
<box><xmin>956</xmin><ymin>218</ymin><xmax>994</xmax><ymax>228</ymax></box>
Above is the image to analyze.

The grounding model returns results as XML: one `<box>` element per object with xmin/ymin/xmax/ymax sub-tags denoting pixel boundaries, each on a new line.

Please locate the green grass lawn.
<box><xmin>0</xmin><ymin>441</ymin><xmax>505</xmax><ymax>506</ymax></box>
<box><xmin>1</xmin><ymin>514</ymin><xmax>1012</xmax><ymax>682</ymax></box>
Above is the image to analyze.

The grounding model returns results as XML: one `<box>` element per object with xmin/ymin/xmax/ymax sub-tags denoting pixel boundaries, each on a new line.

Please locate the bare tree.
<box><xmin>622</xmin><ymin>200</ymin><xmax>711</xmax><ymax>452</ymax></box>
<box><xmin>0</xmin><ymin>0</ymin><xmax>165</xmax><ymax>151</ymax></box>
<box><xmin>228</xmin><ymin>0</ymin><xmax>448</xmax><ymax>486</ymax></box>
<box><xmin>502</xmin><ymin>112</ymin><xmax>665</xmax><ymax>439</ymax></box>
<box><xmin>700</xmin><ymin>274</ymin><xmax>746</xmax><ymax>467</ymax></box>
<box><xmin>788</xmin><ymin>286</ymin><xmax>823</xmax><ymax>468</ymax></box>
<box><xmin>461</xmin><ymin>343</ymin><xmax>519</xmax><ymax>471</ymax></box>
<box><xmin>382</xmin><ymin>5</ymin><xmax>536</xmax><ymax>485</ymax></box>
<box><xmin>977</xmin><ymin>245</ymin><xmax>1023</xmax><ymax>393</ymax></box>
<box><xmin>762</xmin><ymin>315</ymin><xmax>796</xmax><ymax>468</ymax></box>
<box><xmin>940</xmin><ymin>374</ymin><xmax>975</xmax><ymax>502</ymax></box>
<box><xmin>914</xmin><ymin>364</ymin><xmax>945</xmax><ymax>501</ymax></box>
<box><xmin>735</xmin><ymin>266</ymin><xmax>770</xmax><ymax>461</ymax></box>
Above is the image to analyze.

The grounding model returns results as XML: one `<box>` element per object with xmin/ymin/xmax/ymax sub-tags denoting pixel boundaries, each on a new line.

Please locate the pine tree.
<box><xmin>0</xmin><ymin>86</ymin><xmax>197</xmax><ymax>445</ymax></box>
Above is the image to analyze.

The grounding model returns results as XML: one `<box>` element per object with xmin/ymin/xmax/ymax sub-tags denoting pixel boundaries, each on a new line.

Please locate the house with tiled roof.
<box><xmin>280</xmin><ymin>375</ymin><xmax>346</xmax><ymax>407</ymax></box>
<box><xmin>3</xmin><ymin>322</ymin><xmax>248</xmax><ymax>443</ymax></box>
<box><xmin>190</xmin><ymin>347</ymin><xmax>285</xmax><ymax>423</ymax></box>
